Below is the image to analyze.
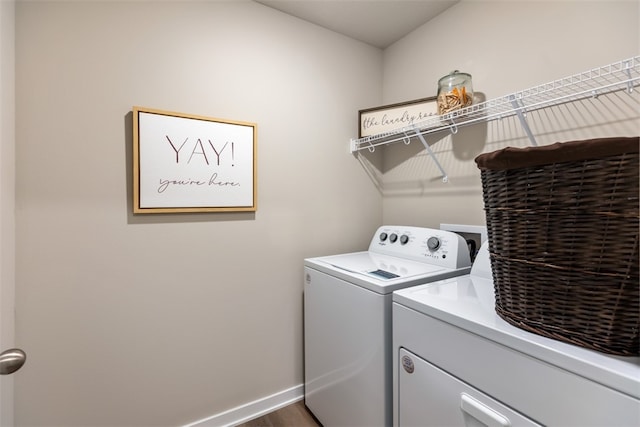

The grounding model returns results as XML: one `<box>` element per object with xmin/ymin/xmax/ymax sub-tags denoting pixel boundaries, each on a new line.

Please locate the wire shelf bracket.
<box><xmin>410</xmin><ymin>127</ymin><xmax>449</xmax><ymax>183</ymax></box>
<box><xmin>509</xmin><ymin>94</ymin><xmax>538</xmax><ymax>146</ymax></box>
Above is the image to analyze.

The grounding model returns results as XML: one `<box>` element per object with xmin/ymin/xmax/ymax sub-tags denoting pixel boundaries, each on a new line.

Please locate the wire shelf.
<box><xmin>350</xmin><ymin>56</ymin><xmax>640</xmax><ymax>153</ymax></box>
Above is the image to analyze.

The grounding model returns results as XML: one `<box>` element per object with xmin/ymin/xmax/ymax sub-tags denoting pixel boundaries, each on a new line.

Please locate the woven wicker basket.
<box><xmin>475</xmin><ymin>137</ymin><xmax>639</xmax><ymax>356</ymax></box>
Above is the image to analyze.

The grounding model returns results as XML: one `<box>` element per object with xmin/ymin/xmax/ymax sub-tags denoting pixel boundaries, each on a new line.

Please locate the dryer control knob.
<box><xmin>427</xmin><ymin>237</ymin><xmax>441</xmax><ymax>251</ymax></box>
<box><xmin>379</xmin><ymin>232</ymin><xmax>388</xmax><ymax>242</ymax></box>
<box><xmin>389</xmin><ymin>233</ymin><xmax>398</xmax><ymax>243</ymax></box>
<box><xmin>400</xmin><ymin>235</ymin><xmax>409</xmax><ymax>245</ymax></box>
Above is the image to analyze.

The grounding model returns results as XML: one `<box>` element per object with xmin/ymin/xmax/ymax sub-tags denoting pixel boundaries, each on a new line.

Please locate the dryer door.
<box><xmin>398</xmin><ymin>348</ymin><xmax>541</xmax><ymax>427</ymax></box>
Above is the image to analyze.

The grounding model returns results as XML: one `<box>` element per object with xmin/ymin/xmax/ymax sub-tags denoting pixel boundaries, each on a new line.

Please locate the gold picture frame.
<box><xmin>133</xmin><ymin>107</ymin><xmax>257</xmax><ymax>214</ymax></box>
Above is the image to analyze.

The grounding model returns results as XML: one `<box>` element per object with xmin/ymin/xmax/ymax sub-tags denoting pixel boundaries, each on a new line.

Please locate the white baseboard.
<box><xmin>183</xmin><ymin>384</ymin><xmax>304</xmax><ymax>427</ymax></box>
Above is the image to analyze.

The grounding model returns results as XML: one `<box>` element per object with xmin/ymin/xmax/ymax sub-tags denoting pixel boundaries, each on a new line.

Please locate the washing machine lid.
<box><xmin>305</xmin><ymin>251</ymin><xmax>469</xmax><ymax>295</ymax></box>
<box><xmin>393</xmin><ymin>274</ymin><xmax>640</xmax><ymax>400</ymax></box>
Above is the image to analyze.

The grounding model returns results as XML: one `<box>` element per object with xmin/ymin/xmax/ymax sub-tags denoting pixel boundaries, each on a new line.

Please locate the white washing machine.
<box><xmin>392</xmin><ymin>242</ymin><xmax>640</xmax><ymax>426</ymax></box>
<box><xmin>304</xmin><ymin>225</ymin><xmax>472</xmax><ymax>427</ymax></box>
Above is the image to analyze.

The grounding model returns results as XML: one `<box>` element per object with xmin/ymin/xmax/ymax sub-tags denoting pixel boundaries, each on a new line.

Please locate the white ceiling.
<box><xmin>255</xmin><ymin>0</ymin><xmax>459</xmax><ymax>49</ymax></box>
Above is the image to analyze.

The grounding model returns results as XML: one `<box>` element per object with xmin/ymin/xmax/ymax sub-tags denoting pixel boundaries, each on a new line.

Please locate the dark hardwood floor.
<box><xmin>236</xmin><ymin>401</ymin><xmax>321</xmax><ymax>427</ymax></box>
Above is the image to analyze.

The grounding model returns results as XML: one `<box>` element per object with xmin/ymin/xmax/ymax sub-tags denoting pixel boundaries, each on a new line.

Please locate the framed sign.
<box><xmin>358</xmin><ymin>96</ymin><xmax>437</xmax><ymax>138</ymax></box>
<box><xmin>133</xmin><ymin>107</ymin><xmax>257</xmax><ymax>214</ymax></box>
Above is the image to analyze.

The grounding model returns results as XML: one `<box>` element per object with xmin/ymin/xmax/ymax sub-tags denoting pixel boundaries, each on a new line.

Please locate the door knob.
<box><xmin>0</xmin><ymin>348</ymin><xmax>26</xmax><ymax>375</ymax></box>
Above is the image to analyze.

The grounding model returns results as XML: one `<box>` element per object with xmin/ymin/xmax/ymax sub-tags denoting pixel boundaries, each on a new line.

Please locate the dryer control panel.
<box><xmin>369</xmin><ymin>226</ymin><xmax>471</xmax><ymax>269</ymax></box>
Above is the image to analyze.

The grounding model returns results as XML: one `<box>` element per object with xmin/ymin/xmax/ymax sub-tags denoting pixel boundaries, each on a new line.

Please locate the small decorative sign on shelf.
<box><xmin>358</xmin><ymin>96</ymin><xmax>438</xmax><ymax>138</ymax></box>
<box><xmin>133</xmin><ymin>107</ymin><xmax>257</xmax><ymax>214</ymax></box>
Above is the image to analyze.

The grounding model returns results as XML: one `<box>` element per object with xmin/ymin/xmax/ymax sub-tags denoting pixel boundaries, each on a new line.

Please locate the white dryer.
<box><xmin>304</xmin><ymin>225</ymin><xmax>472</xmax><ymax>427</ymax></box>
<box><xmin>392</xmin><ymin>242</ymin><xmax>640</xmax><ymax>426</ymax></box>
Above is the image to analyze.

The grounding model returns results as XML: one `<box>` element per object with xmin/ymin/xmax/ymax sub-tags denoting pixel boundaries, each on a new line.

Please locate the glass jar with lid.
<box><xmin>437</xmin><ymin>70</ymin><xmax>473</xmax><ymax>115</ymax></box>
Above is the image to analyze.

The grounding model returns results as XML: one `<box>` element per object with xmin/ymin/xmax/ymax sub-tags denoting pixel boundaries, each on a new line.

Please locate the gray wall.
<box><xmin>380</xmin><ymin>0</ymin><xmax>639</xmax><ymax>227</ymax></box>
<box><xmin>14</xmin><ymin>1</ymin><xmax>382</xmax><ymax>425</ymax></box>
